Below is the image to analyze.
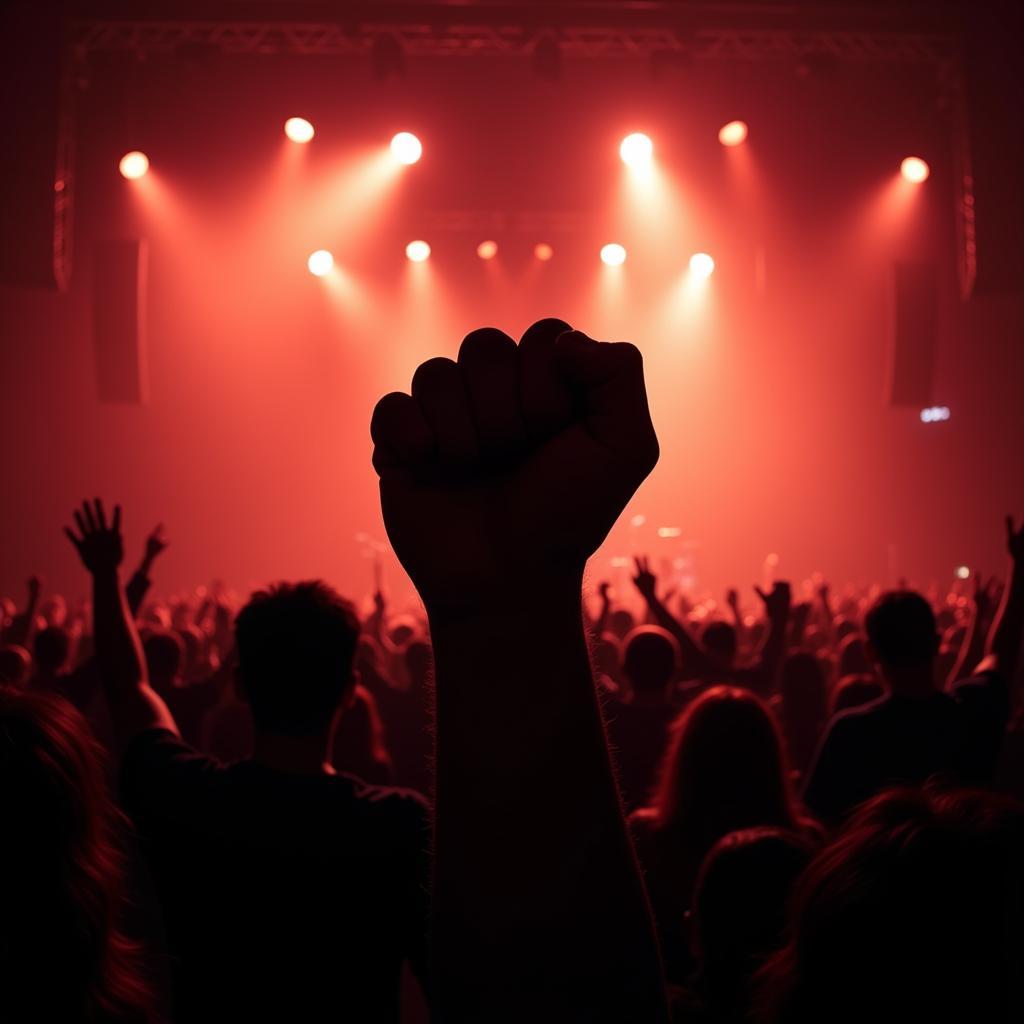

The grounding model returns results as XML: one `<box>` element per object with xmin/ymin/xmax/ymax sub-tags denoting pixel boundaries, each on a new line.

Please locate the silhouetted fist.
<box><xmin>371</xmin><ymin>320</ymin><xmax>659</xmax><ymax>613</ymax></box>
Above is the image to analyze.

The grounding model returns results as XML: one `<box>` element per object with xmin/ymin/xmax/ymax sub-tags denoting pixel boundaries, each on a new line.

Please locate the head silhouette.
<box><xmin>143</xmin><ymin>629</ymin><xmax>184</xmax><ymax>693</ymax></box>
<box><xmin>837</xmin><ymin>634</ymin><xmax>872</xmax><ymax>678</ymax></box>
<box><xmin>0</xmin><ymin>690</ymin><xmax>151</xmax><ymax>1021</ymax></box>
<box><xmin>701</xmin><ymin>621</ymin><xmax>737</xmax><ymax>665</ymax></box>
<box><xmin>235</xmin><ymin>581</ymin><xmax>359</xmax><ymax>737</ymax></box>
<box><xmin>0</xmin><ymin>645</ymin><xmax>31</xmax><ymax>689</ymax></box>
<box><xmin>651</xmin><ymin>687</ymin><xmax>807</xmax><ymax>851</ymax></box>
<box><xmin>864</xmin><ymin>591</ymin><xmax>938</xmax><ymax>681</ymax></box>
<box><xmin>757</xmin><ymin>787</ymin><xmax>1024</xmax><ymax>1024</ymax></box>
<box><xmin>622</xmin><ymin>626</ymin><xmax>678</xmax><ymax>697</ymax></box>
<box><xmin>33</xmin><ymin>625</ymin><xmax>71</xmax><ymax>677</ymax></box>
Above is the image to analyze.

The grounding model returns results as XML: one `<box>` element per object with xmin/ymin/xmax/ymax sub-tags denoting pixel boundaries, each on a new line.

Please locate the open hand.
<box><xmin>632</xmin><ymin>556</ymin><xmax>658</xmax><ymax>602</ymax></box>
<box><xmin>144</xmin><ymin>523</ymin><xmax>169</xmax><ymax>563</ymax></box>
<box><xmin>1007</xmin><ymin>515</ymin><xmax>1024</xmax><ymax>563</ymax></box>
<box><xmin>65</xmin><ymin>499</ymin><xmax>124</xmax><ymax>576</ymax></box>
<box><xmin>371</xmin><ymin>320</ymin><xmax>659</xmax><ymax>613</ymax></box>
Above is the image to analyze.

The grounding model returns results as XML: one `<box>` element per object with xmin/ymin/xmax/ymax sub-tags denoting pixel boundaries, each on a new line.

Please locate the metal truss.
<box><xmin>70</xmin><ymin>20</ymin><xmax>956</xmax><ymax>67</ymax></box>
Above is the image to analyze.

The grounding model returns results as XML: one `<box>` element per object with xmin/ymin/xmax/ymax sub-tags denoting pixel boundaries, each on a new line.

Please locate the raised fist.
<box><xmin>371</xmin><ymin>320</ymin><xmax>659</xmax><ymax>614</ymax></box>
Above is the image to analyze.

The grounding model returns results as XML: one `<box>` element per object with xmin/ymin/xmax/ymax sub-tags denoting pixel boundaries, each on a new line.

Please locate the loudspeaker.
<box><xmin>888</xmin><ymin>261</ymin><xmax>937</xmax><ymax>409</ymax></box>
<box><xmin>93</xmin><ymin>239</ymin><xmax>149</xmax><ymax>404</ymax></box>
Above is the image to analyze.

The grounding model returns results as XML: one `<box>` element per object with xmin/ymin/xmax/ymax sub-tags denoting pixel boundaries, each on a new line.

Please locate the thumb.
<box><xmin>554</xmin><ymin>331</ymin><xmax>659</xmax><ymax>472</ymax></box>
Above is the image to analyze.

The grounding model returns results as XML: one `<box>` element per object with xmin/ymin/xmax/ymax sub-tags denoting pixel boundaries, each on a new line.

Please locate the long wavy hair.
<box><xmin>0</xmin><ymin>690</ymin><xmax>152</xmax><ymax>1022</ymax></box>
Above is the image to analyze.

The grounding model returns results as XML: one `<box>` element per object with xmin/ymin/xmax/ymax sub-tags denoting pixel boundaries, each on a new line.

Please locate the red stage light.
<box><xmin>119</xmin><ymin>151</ymin><xmax>149</xmax><ymax>179</ymax></box>
<box><xmin>901</xmin><ymin>156</ymin><xmax>930</xmax><ymax>183</ymax></box>
<box><xmin>307</xmin><ymin>250</ymin><xmax>334</xmax><ymax>276</ymax></box>
<box><xmin>534</xmin><ymin>243</ymin><xmax>554</xmax><ymax>262</ymax></box>
<box><xmin>689</xmin><ymin>252</ymin><xmax>715</xmax><ymax>278</ymax></box>
<box><xmin>284</xmin><ymin>117</ymin><xmax>315</xmax><ymax>143</ymax></box>
<box><xmin>718</xmin><ymin>120</ymin><xmax>748</xmax><ymax>146</ymax></box>
<box><xmin>391</xmin><ymin>133</ymin><xmax>423</xmax><ymax>165</ymax></box>
<box><xmin>477</xmin><ymin>240</ymin><xmax>498</xmax><ymax>260</ymax></box>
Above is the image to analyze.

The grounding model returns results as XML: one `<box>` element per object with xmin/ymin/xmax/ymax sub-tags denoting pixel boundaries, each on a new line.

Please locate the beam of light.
<box><xmin>718</xmin><ymin>120</ymin><xmax>748</xmax><ymax>147</ymax></box>
<box><xmin>534</xmin><ymin>242</ymin><xmax>554</xmax><ymax>261</ymax></box>
<box><xmin>406</xmin><ymin>239</ymin><xmax>431</xmax><ymax>262</ymax></box>
<box><xmin>284</xmin><ymin>117</ymin><xmax>315</xmax><ymax>144</ymax></box>
<box><xmin>620</xmin><ymin>133</ymin><xmax>653</xmax><ymax>168</ymax></box>
<box><xmin>900</xmin><ymin>156</ymin><xmax>930</xmax><ymax>183</ymax></box>
<box><xmin>477</xmin><ymin>239</ymin><xmax>498</xmax><ymax>260</ymax></box>
<box><xmin>119</xmin><ymin>151</ymin><xmax>150</xmax><ymax>179</ymax></box>
<box><xmin>920</xmin><ymin>405</ymin><xmax>950</xmax><ymax>423</ymax></box>
<box><xmin>600</xmin><ymin>243</ymin><xmax>627</xmax><ymax>267</ymax></box>
<box><xmin>307</xmin><ymin>249</ymin><xmax>334</xmax><ymax>276</ymax></box>
<box><xmin>689</xmin><ymin>252</ymin><xmax>715</xmax><ymax>279</ymax></box>
<box><xmin>390</xmin><ymin>132</ymin><xmax>423</xmax><ymax>165</ymax></box>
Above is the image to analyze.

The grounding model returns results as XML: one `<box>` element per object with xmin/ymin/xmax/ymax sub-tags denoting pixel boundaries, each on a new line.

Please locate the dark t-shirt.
<box><xmin>803</xmin><ymin>671</ymin><xmax>1009</xmax><ymax>825</ymax></box>
<box><xmin>120</xmin><ymin>730</ymin><xmax>430</xmax><ymax>1023</ymax></box>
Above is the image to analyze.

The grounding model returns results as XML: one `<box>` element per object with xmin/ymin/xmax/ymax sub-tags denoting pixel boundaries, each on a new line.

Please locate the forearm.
<box><xmin>988</xmin><ymin>561</ymin><xmax>1024</xmax><ymax>683</ymax></box>
<box><xmin>948</xmin><ymin>607</ymin><xmax>986</xmax><ymax>688</ymax></box>
<box><xmin>430</xmin><ymin>579</ymin><xmax>668</xmax><ymax>1022</ymax></box>
<box><xmin>645</xmin><ymin>593</ymin><xmax>711</xmax><ymax>676</ymax></box>
<box><xmin>92</xmin><ymin>568</ymin><xmax>177</xmax><ymax>740</ymax></box>
<box><xmin>755</xmin><ymin>612</ymin><xmax>789</xmax><ymax>690</ymax></box>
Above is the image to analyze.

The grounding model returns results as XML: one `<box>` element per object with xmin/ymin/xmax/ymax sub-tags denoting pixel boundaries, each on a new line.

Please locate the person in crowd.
<box><xmin>65</xmin><ymin>500</ymin><xmax>430</xmax><ymax>1023</ymax></box>
<box><xmin>607</xmin><ymin>625</ymin><xmax>681</xmax><ymax>810</ymax></box>
<box><xmin>331</xmin><ymin>683</ymin><xmax>395</xmax><ymax>784</ymax></box>
<box><xmin>804</xmin><ymin>517</ymin><xmax>1024</xmax><ymax>825</ymax></box>
<box><xmin>776</xmin><ymin>652</ymin><xmax>829</xmax><ymax>781</ymax></box>
<box><xmin>673</xmin><ymin>827</ymin><xmax>816</xmax><ymax>1023</ymax></box>
<box><xmin>630</xmin><ymin>686</ymin><xmax>820</xmax><ymax>986</ymax></box>
<box><xmin>756</xmin><ymin>786</ymin><xmax>1024</xmax><ymax>1024</ymax></box>
<box><xmin>371</xmin><ymin>319</ymin><xmax>669</xmax><ymax>1021</ymax></box>
<box><xmin>829</xmin><ymin>673</ymin><xmax>885</xmax><ymax>716</ymax></box>
<box><xmin>0</xmin><ymin>689</ymin><xmax>153</xmax><ymax>1022</ymax></box>
<box><xmin>0</xmin><ymin>643</ymin><xmax>31</xmax><ymax>688</ymax></box>
<box><xmin>632</xmin><ymin>556</ymin><xmax>792</xmax><ymax>696</ymax></box>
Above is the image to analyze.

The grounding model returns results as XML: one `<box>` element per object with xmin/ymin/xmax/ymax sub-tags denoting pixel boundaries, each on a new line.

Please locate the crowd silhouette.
<box><xmin>2</xmin><ymin>320</ymin><xmax>1023</xmax><ymax>1022</ymax></box>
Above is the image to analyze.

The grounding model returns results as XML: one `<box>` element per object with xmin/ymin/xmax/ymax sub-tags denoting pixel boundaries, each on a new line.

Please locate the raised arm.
<box><xmin>947</xmin><ymin>572</ymin><xmax>997</xmax><ymax>688</ymax></box>
<box><xmin>65</xmin><ymin>500</ymin><xmax>178</xmax><ymax>742</ymax></box>
<box><xmin>980</xmin><ymin>516</ymin><xmax>1024</xmax><ymax>691</ymax></box>
<box><xmin>4</xmin><ymin>575</ymin><xmax>42</xmax><ymax>648</ymax></box>
<box><xmin>632</xmin><ymin>555</ymin><xmax>717</xmax><ymax>679</ymax></box>
<box><xmin>125</xmin><ymin>522</ymin><xmax>169</xmax><ymax>617</ymax></box>
<box><xmin>371</xmin><ymin>320</ymin><xmax>669</xmax><ymax>1022</ymax></box>
<box><xmin>748</xmin><ymin>581</ymin><xmax>793</xmax><ymax>693</ymax></box>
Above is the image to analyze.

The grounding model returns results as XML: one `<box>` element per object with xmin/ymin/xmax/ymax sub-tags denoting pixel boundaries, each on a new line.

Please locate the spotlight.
<box><xmin>689</xmin><ymin>252</ymin><xmax>715</xmax><ymax>278</ymax></box>
<box><xmin>619</xmin><ymin>133</ymin><xmax>653</xmax><ymax>168</ymax></box>
<box><xmin>534</xmin><ymin>243</ymin><xmax>554</xmax><ymax>262</ymax></box>
<box><xmin>284</xmin><ymin>117</ymin><xmax>315</xmax><ymax>144</ymax></box>
<box><xmin>390</xmin><ymin>132</ymin><xmax>422</xmax><ymax>165</ymax></box>
<box><xmin>476</xmin><ymin>240</ymin><xmax>498</xmax><ymax>260</ymax></box>
<box><xmin>118</xmin><ymin>151</ymin><xmax>149</xmax><ymax>180</ymax></box>
<box><xmin>955</xmin><ymin>565</ymin><xmax>970</xmax><ymax>581</ymax></box>
<box><xmin>406</xmin><ymin>240</ymin><xmax>431</xmax><ymax>262</ymax></box>
<box><xmin>901</xmin><ymin>156</ymin><xmax>930</xmax><ymax>183</ymax></box>
<box><xmin>600</xmin><ymin>243</ymin><xmax>627</xmax><ymax>267</ymax></box>
<box><xmin>920</xmin><ymin>406</ymin><xmax>950</xmax><ymax>423</ymax></box>
<box><xmin>718</xmin><ymin>120</ymin><xmax>748</xmax><ymax>147</ymax></box>
<box><xmin>307</xmin><ymin>250</ymin><xmax>334</xmax><ymax>276</ymax></box>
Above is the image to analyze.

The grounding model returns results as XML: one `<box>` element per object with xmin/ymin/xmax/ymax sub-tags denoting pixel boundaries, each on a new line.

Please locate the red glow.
<box><xmin>477</xmin><ymin>240</ymin><xmax>498</xmax><ymax>260</ymax></box>
<box><xmin>600</xmin><ymin>243</ymin><xmax>627</xmax><ymax>267</ymax></box>
<box><xmin>900</xmin><ymin>156</ymin><xmax>930</xmax><ymax>183</ymax></box>
<box><xmin>406</xmin><ymin>240</ymin><xmax>431</xmax><ymax>262</ymax></box>
<box><xmin>119</xmin><ymin>151</ymin><xmax>149</xmax><ymax>179</ymax></box>
<box><xmin>620</xmin><ymin>133</ymin><xmax>653</xmax><ymax>168</ymax></box>
<box><xmin>284</xmin><ymin>117</ymin><xmax>315</xmax><ymax>144</ymax></box>
<box><xmin>718</xmin><ymin>120</ymin><xmax>749</xmax><ymax>146</ymax></box>
<box><xmin>390</xmin><ymin>133</ymin><xmax>422</xmax><ymax>165</ymax></box>
<box><xmin>534</xmin><ymin>243</ymin><xmax>554</xmax><ymax>262</ymax></box>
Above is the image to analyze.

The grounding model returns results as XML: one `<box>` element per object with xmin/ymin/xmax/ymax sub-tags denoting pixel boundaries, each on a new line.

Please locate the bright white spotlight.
<box><xmin>284</xmin><ymin>117</ymin><xmax>315</xmax><ymax>144</ymax></box>
<box><xmin>689</xmin><ymin>252</ymin><xmax>715</xmax><ymax>279</ymax></box>
<box><xmin>955</xmin><ymin>565</ymin><xmax>971</xmax><ymax>581</ymax></box>
<box><xmin>901</xmin><ymin>156</ymin><xmax>930</xmax><ymax>183</ymax></box>
<box><xmin>307</xmin><ymin>250</ymin><xmax>334</xmax><ymax>276</ymax></box>
<box><xmin>119</xmin><ymin>151</ymin><xmax>149</xmax><ymax>180</ymax></box>
<box><xmin>600</xmin><ymin>243</ymin><xmax>627</xmax><ymax>267</ymax></box>
<box><xmin>718</xmin><ymin>120</ymin><xmax>749</xmax><ymax>146</ymax></box>
<box><xmin>920</xmin><ymin>406</ymin><xmax>950</xmax><ymax>423</ymax></box>
<box><xmin>406</xmin><ymin>240</ymin><xmax>431</xmax><ymax>262</ymax></box>
<box><xmin>391</xmin><ymin>132</ymin><xmax>423</xmax><ymax>165</ymax></box>
<box><xmin>534</xmin><ymin>243</ymin><xmax>554</xmax><ymax>262</ymax></box>
<box><xmin>619</xmin><ymin>133</ymin><xmax>653</xmax><ymax>168</ymax></box>
<box><xmin>477</xmin><ymin>240</ymin><xmax>498</xmax><ymax>260</ymax></box>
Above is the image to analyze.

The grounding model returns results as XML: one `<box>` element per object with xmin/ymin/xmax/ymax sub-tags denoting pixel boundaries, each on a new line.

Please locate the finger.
<box><xmin>82</xmin><ymin>501</ymin><xmax>96</xmax><ymax>533</ymax></box>
<box><xmin>64</xmin><ymin>527</ymin><xmax>83</xmax><ymax>552</ymax></box>
<box><xmin>518</xmin><ymin>317</ymin><xmax>574</xmax><ymax>443</ymax></box>
<box><xmin>554</xmin><ymin>331</ymin><xmax>659</xmax><ymax>473</ymax></box>
<box><xmin>371</xmin><ymin>391</ymin><xmax>436</xmax><ymax>477</ymax></box>
<box><xmin>457</xmin><ymin>327</ymin><xmax>526</xmax><ymax>459</ymax></box>
<box><xmin>112</xmin><ymin>505</ymin><xmax>121</xmax><ymax>532</ymax></box>
<box><xmin>754</xmin><ymin>586</ymin><xmax>767</xmax><ymax>602</ymax></box>
<box><xmin>411</xmin><ymin>357</ymin><xmax>479</xmax><ymax>468</ymax></box>
<box><xmin>95</xmin><ymin>498</ymin><xmax>107</xmax><ymax>531</ymax></box>
<box><xmin>74</xmin><ymin>509</ymin><xmax>87</xmax><ymax>536</ymax></box>
<box><xmin>1007</xmin><ymin>515</ymin><xmax>1016</xmax><ymax>544</ymax></box>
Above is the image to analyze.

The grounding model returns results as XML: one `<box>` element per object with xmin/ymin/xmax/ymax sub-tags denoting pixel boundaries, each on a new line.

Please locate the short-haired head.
<box><xmin>864</xmin><ymin>591</ymin><xmax>938</xmax><ymax>672</ymax></box>
<box><xmin>235</xmin><ymin>581</ymin><xmax>359</xmax><ymax>737</ymax></box>
<box><xmin>622</xmin><ymin>626</ymin><xmax>678</xmax><ymax>695</ymax></box>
